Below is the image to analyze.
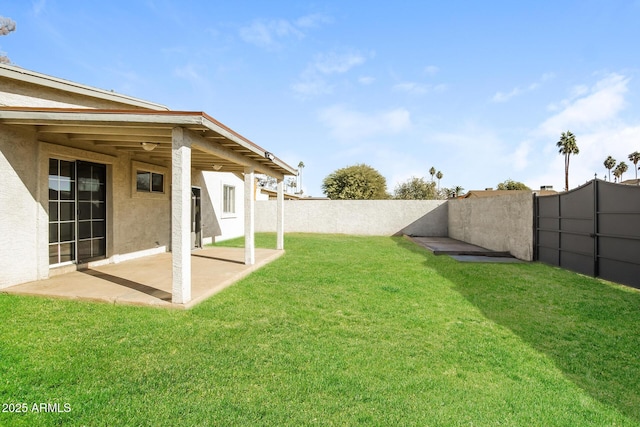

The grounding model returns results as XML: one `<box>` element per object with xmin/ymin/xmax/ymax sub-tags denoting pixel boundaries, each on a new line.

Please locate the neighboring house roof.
<box><xmin>258</xmin><ymin>187</ymin><xmax>301</xmax><ymax>200</ymax></box>
<box><xmin>0</xmin><ymin>106</ymin><xmax>296</xmax><ymax>177</ymax></box>
<box><xmin>621</xmin><ymin>178</ymin><xmax>640</xmax><ymax>186</ymax></box>
<box><xmin>463</xmin><ymin>189</ymin><xmax>558</xmax><ymax>198</ymax></box>
<box><xmin>0</xmin><ymin>63</ymin><xmax>169</xmax><ymax>111</ymax></box>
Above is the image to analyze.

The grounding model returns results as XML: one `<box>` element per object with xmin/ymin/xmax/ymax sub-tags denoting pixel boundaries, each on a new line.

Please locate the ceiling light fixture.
<box><xmin>141</xmin><ymin>142</ymin><xmax>158</xmax><ymax>151</ymax></box>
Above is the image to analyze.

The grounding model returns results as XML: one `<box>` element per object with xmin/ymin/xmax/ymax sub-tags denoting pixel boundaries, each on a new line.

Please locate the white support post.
<box><xmin>171</xmin><ymin>127</ymin><xmax>192</xmax><ymax>304</ymax></box>
<box><xmin>277</xmin><ymin>179</ymin><xmax>284</xmax><ymax>250</ymax></box>
<box><xmin>244</xmin><ymin>166</ymin><xmax>255</xmax><ymax>265</ymax></box>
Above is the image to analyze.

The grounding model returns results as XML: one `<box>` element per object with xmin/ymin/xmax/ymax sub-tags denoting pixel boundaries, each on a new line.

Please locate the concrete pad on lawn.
<box><xmin>408</xmin><ymin>236</ymin><xmax>522</xmax><ymax>262</ymax></box>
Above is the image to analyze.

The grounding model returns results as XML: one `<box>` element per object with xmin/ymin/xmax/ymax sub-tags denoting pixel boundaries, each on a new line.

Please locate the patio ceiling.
<box><xmin>0</xmin><ymin>107</ymin><xmax>296</xmax><ymax>178</ymax></box>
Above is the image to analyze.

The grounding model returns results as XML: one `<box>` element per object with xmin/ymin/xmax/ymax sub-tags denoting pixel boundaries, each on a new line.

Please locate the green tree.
<box><xmin>453</xmin><ymin>185</ymin><xmax>465</xmax><ymax>197</ymax></box>
<box><xmin>496</xmin><ymin>179</ymin><xmax>531</xmax><ymax>190</ymax></box>
<box><xmin>613</xmin><ymin>161</ymin><xmax>628</xmax><ymax>182</ymax></box>
<box><xmin>322</xmin><ymin>164</ymin><xmax>389</xmax><ymax>199</ymax></box>
<box><xmin>604</xmin><ymin>156</ymin><xmax>616</xmax><ymax>182</ymax></box>
<box><xmin>429</xmin><ymin>166</ymin><xmax>436</xmax><ymax>182</ymax></box>
<box><xmin>436</xmin><ymin>170</ymin><xmax>443</xmax><ymax>191</ymax></box>
<box><xmin>393</xmin><ymin>177</ymin><xmax>437</xmax><ymax>200</ymax></box>
<box><xmin>0</xmin><ymin>16</ymin><xmax>16</xmax><ymax>64</ymax></box>
<box><xmin>556</xmin><ymin>131</ymin><xmax>579</xmax><ymax>191</ymax></box>
<box><xmin>628</xmin><ymin>151</ymin><xmax>640</xmax><ymax>184</ymax></box>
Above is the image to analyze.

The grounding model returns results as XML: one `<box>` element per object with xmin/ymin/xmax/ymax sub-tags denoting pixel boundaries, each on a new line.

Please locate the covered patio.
<box><xmin>0</xmin><ymin>107</ymin><xmax>296</xmax><ymax>306</ymax></box>
<box><xmin>1</xmin><ymin>245</ymin><xmax>284</xmax><ymax>309</ymax></box>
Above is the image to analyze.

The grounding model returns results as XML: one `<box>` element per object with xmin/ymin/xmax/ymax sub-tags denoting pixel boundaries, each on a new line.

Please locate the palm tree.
<box><xmin>628</xmin><ymin>151</ymin><xmax>640</xmax><ymax>184</ymax></box>
<box><xmin>436</xmin><ymin>170</ymin><xmax>443</xmax><ymax>191</ymax></box>
<box><xmin>429</xmin><ymin>166</ymin><xmax>436</xmax><ymax>182</ymax></box>
<box><xmin>297</xmin><ymin>161</ymin><xmax>305</xmax><ymax>194</ymax></box>
<box><xmin>604</xmin><ymin>156</ymin><xmax>616</xmax><ymax>181</ymax></box>
<box><xmin>556</xmin><ymin>131</ymin><xmax>579</xmax><ymax>191</ymax></box>
<box><xmin>453</xmin><ymin>185</ymin><xmax>464</xmax><ymax>197</ymax></box>
<box><xmin>614</xmin><ymin>162</ymin><xmax>628</xmax><ymax>183</ymax></box>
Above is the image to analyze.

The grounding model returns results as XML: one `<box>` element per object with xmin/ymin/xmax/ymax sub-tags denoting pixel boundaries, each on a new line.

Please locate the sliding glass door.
<box><xmin>49</xmin><ymin>159</ymin><xmax>106</xmax><ymax>266</ymax></box>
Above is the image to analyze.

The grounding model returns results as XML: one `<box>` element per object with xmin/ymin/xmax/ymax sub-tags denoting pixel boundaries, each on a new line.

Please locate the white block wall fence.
<box><xmin>448</xmin><ymin>192</ymin><xmax>535</xmax><ymax>261</ymax></box>
<box><xmin>256</xmin><ymin>196</ymin><xmax>536</xmax><ymax>261</ymax></box>
<box><xmin>255</xmin><ymin>200</ymin><xmax>448</xmax><ymax>236</ymax></box>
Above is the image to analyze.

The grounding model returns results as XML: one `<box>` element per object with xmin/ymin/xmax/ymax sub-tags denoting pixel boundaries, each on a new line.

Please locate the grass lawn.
<box><xmin>1</xmin><ymin>233</ymin><xmax>639</xmax><ymax>426</ymax></box>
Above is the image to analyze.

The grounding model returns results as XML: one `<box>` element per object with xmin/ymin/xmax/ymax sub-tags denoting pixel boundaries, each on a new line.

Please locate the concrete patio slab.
<box><xmin>1</xmin><ymin>246</ymin><xmax>284</xmax><ymax>309</ymax></box>
<box><xmin>408</xmin><ymin>236</ymin><xmax>523</xmax><ymax>263</ymax></box>
<box><xmin>450</xmin><ymin>255</ymin><xmax>524</xmax><ymax>263</ymax></box>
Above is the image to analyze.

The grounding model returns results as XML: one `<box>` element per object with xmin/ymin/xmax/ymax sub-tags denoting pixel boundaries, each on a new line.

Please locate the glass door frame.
<box><xmin>48</xmin><ymin>158</ymin><xmax>107</xmax><ymax>267</ymax></box>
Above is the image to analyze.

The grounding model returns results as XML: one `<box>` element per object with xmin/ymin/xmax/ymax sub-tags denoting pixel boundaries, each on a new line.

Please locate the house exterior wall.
<box><xmin>255</xmin><ymin>200</ymin><xmax>448</xmax><ymax>236</ymax></box>
<box><xmin>197</xmin><ymin>171</ymin><xmax>245</xmax><ymax>243</ymax></box>
<box><xmin>0</xmin><ymin>124</ymin><xmax>41</xmax><ymax>288</ymax></box>
<box><xmin>448</xmin><ymin>192</ymin><xmax>534</xmax><ymax>260</ymax></box>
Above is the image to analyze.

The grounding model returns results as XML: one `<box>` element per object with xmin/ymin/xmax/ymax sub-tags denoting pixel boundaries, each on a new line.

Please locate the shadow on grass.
<box><xmin>396</xmin><ymin>236</ymin><xmax>640</xmax><ymax>422</ymax></box>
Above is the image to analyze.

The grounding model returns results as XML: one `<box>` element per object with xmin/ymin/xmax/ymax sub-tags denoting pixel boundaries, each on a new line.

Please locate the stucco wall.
<box><xmin>197</xmin><ymin>171</ymin><xmax>245</xmax><ymax>243</ymax></box>
<box><xmin>448</xmin><ymin>193</ymin><xmax>534</xmax><ymax>260</ymax></box>
<box><xmin>0</xmin><ymin>78</ymin><xmax>152</xmax><ymax>110</ymax></box>
<box><xmin>0</xmin><ymin>125</ymin><xmax>41</xmax><ymax>288</ymax></box>
<box><xmin>255</xmin><ymin>200</ymin><xmax>448</xmax><ymax>236</ymax></box>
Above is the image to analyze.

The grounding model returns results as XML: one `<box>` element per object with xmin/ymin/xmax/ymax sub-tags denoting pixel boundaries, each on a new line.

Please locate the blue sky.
<box><xmin>3</xmin><ymin>0</ymin><xmax>640</xmax><ymax>196</ymax></box>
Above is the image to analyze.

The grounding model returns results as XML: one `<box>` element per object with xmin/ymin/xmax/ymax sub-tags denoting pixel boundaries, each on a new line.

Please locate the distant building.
<box><xmin>463</xmin><ymin>186</ymin><xmax>558</xmax><ymax>198</ymax></box>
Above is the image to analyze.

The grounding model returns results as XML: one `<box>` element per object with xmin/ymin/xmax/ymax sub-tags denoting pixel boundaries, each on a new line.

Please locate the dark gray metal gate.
<box><xmin>535</xmin><ymin>179</ymin><xmax>640</xmax><ymax>289</ymax></box>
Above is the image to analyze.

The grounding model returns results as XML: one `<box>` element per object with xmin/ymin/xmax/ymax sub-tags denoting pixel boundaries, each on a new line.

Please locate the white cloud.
<box><xmin>291</xmin><ymin>79</ymin><xmax>332</xmax><ymax>97</ymax></box>
<box><xmin>318</xmin><ymin>105</ymin><xmax>411</xmax><ymax>141</ymax></box>
<box><xmin>538</xmin><ymin>73</ymin><xmax>629</xmax><ymax>136</ymax></box>
<box><xmin>239</xmin><ymin>19</ymin><xmax>302</xmax><ymax>49</ymax></box>
<box><xmin>491</xmin><ymin>72</ymin><xmax>555</xmax><ymax>103</ymax></box>
<box><xmin>313</xmin><ymin>51</ymin><xmax>367</xmax><ymax>74</ymax></box>
<box><xmin>492</xmin><ymin>87</ymin><xmax>523</xmax><ymax>103</ymax></box>
<box><xmin>292</xmin><ymin>50</ymin><xmax>370</xmax><ymax>97</ymax></box>
<box><xmin>295</xmin><ymin>13</ymin><xmax>332</xmax><ymax>29</ymax></box>
<box><xmin>239</xmin><ymin>13</ymin><xmax>330</xmax><ymax>49</ymax></box>
<box><xmin>174</xmin><ymin>63</ymin><xmax>203</xmax><ymax>82</ymax></box>
<box><xmin>358</xmin><ymin>76</ymin><xmax>375</xmax><ymax>85</ymax></box>
<box><xmin>173</xmin><ymin>63</ymin><xmax>214</xmax><ymax>96</ymax></box>
<box><xmin>33</xmin><ymin>0</ymin><xmax>47</xmax><ymax>15</ymax></box>
<box><xmin>522</xmin><ymin>73</ymin><xmax>640</xmax><ymax>190</ymax></box>
<box><xmin>424</xmin><ymin>65</ymin><xmax>439</xmax><ymax>75</ymax></box>
<box><xmin>394</xmin><ymin>82</ymin><xmax>447</xmax><ymax>95</ymax></box>
<box><xmin>512</xmin><ymin>141</ymin><xmax>531</xmax><ymax>171</ymax></box>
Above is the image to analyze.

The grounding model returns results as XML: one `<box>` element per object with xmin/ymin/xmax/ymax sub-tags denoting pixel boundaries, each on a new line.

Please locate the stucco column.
<box><xmin>276</xmin><ymin>179</ymin><xmax>284</xmax><ymax>250</ymax></box>
<box><xmin>244</xmin><ymin>166</ymin><xmax>255</xmax><ymax>265</ymax></box>
<box><xmin>171</xmin><ymin>127</ymin><xmax>192</xmax><ymax>304</ymax></box>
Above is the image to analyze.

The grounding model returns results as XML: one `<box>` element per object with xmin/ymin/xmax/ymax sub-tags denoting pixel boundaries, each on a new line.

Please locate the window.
<box><xmin>223</xmin><ymin>185</ymin><xmax>235</xmax><ymax>214</ymax></box>
<box><xmin>136</xmin><ymin>171</ymin><xmax>164</xmax><ymax>193</ymax></box>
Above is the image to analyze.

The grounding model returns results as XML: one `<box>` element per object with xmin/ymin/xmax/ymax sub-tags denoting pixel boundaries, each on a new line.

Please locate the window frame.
<box><xmin>131</xmin><ymin>161</ymin><xmax>169</xmax><ymax>200</ymax></box>
<box><xmin>222</xmin><ymin>184</ymin><xmax>236</xmax><ymax>216</ymax></box>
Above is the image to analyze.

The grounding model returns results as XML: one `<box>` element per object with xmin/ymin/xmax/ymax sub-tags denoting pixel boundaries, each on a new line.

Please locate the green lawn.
<box><xmin>1</xmin><ymin>233</ymin><xmax>639</xmax><ymax>426</ymax></box>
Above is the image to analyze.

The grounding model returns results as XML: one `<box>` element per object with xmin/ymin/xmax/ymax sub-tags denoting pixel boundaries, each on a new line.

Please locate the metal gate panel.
<box><xmin>597</xmin><ymin>181</ymin><xmax>640</xmax><ymax>288</ymax></box>
<box><xmin>535</xmin><ymin>179</ymin><xmax>640</xmax><ymax>289</ymax></box>
<box><xmin>561</xmin><ymin>251</ymin><xmax>594</xmax><ymax>276</ymax></box>
<box><xmin>599</xmin><ymin>258</ymin><xmax>640</xmax><ymax>289</ymax></box>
